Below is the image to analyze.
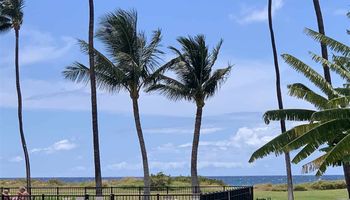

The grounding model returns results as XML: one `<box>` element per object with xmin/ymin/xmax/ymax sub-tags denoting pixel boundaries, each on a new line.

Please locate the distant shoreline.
<box><xmin>0</xmin><ymin>175</ymin><xmax>345</xmax><ymax>186</ymax></box>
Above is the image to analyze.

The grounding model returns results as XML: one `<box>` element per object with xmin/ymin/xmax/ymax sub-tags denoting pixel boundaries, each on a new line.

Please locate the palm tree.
<box><xmin>63</xmin><ymin>9</ymin><xmax>164</xmax><ymax>195</ymax></box>
<box><xmin>312</xmin><ymin>0</ymin><xmax>331</xmax><ymax>84</ymax></box>
<box><xmin>0</xmin><ymin>0</ymin><xmax>31</xmax><ymax>191</ymax></box>
<box><xmin>267</xmin><ymin>0</ymin><xmax>294</xmax><ymax>199</ymax></box>
<box><xmin>147</xmin><ymin>35</ymin><xmax>231</xmax><ymax>193</ymax></box>
<box><xmin>87</xmin><ymin>0</ymin><xmax>102</xmax><ymax>194</ymax></box>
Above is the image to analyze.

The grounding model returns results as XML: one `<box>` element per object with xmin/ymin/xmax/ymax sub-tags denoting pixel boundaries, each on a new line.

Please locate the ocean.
<box><xmin>1</xmin><ymin>175</ymin><xmax>344</xmax><ymax>186</ymax></box>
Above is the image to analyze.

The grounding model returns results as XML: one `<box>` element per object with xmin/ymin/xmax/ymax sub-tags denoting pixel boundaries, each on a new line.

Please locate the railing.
<box><xmin>200</xmin><ymin>187</ymin><xmax>253</xmax><ymax>200</ymax></box>
<box><xmin>0</xmin><ymin>186</ymin><xmax>240</xmax><ymax>195</ymax></box>
<box><xmin>1</xmin><ymin>194</ymin><xmax>200</xmax><ymax>200</ymax></box>
<box><xmin>0</xmin><ymin>187</ymin><xmax>254</xmax><ymax>200</ymax></box>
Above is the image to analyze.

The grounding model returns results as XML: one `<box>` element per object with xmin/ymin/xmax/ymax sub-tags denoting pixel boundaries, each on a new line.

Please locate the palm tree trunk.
<box><xmin>191</xmin><ymin>105</ymin><xmax>203</xmax><ymax>194</ymax></box>
<box><xmin>343</xmin><ymin>164</ymin><xmax>350</xmax><ymax>199</ymax></box>
<box><xmin>88</xmin><ymin>0</ymin><xmax>102</xmax><ymax>195</ymax></box>
<box><xmin>15</xmin><ymin>28</ymin><xmax>31</xmax><ymax>192</ymax></box>
<box><xmin>267</xmin><ymin>0</ymin><xmax>294</xmax><ymax>199</ymax></box>
<box><xmin>312</xmin><ymin>2</ymin><xmax>350</xmax><ymax>195</ymax></box>
<box><xmin>312</xmin><ymin>0</ymin><xmax>331</xmax><ymax>84</ymax></box>
<box><xmin>131</xmin><ymin>96</ymin><xmax>151</xmax><ymax>196</ymax></box>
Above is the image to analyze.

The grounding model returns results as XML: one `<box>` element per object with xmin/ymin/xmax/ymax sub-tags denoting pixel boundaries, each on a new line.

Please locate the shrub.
<box><xmin>150</xmin><ymin>172</ymin><xmax>171</xmax><ymax>189</ymax></box>
<box><xmin>47</xmin><ymin>179</ymin><xmax>64</xmax><ymax>186</ymax></box>
<box><xmin>294</xmin><ymin>185</ymin><xmax>307</xmax><ymax>191</ymax></box>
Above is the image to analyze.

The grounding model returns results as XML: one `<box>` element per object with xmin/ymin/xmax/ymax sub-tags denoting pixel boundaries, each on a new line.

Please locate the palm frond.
<box><xmin>305</xmin><ymin>28</ymin><xmax>350</xmax><ymax>56</ymax></box>
<box><xmin>311</xmin><ymin>108</ymin><xmax>350</xmax><ymax>121</ymax></box>
<box><xmin>263</xmin><ymin>109</ymin><xmax>315</xmax><ymax>124</ymax></box>
<box><xmin>301</xmin><ymin>154</ymin><xmax>326</xmax><ymax>175</ymax></box>
<box><xmin>209</xmin><ymin>39</ymin><xmax>223</xmax><ymax>68</ymax></box>
<box><xmin>146</xmin><ymin>83</ymin><xmax>191</xmax><ymax>101</ymax></box>
<box><xmin>249</xmin><ymin>123</ymin><xmax>318</xmax><ymax>162</ymax></box>
<box><xmin>335</xmin><ymin>87</ymin><xmax>350</xmax><ymax>96</ymax></box>
<box><xmin>282</xmin><ymin>54</ymin><xmax>337</xmax><ymax>98</ymax></box>
<box><xmin>310</xmin><ymin>52</ymin><xmax>350</xmax><ymax>82</ymax></box>
<box><xmin>203</xmin><ymin>66</ymin><xmax>232</xmax><ymax>99</ymax></box>
<box><xmin>285</xmin><ymin>119</ymin><xmax>350</xmax><ymax>152</ymax></box>
<box><xmin>292</xmin><ymin>143</ymin><xmax>318</xmax><ymax>164</ymax></box>
<box><xmin>287</xmin><ymin>83</ymin><xmax>328</xmax><ymax>109</ymax></box>
<box><xmin>327</xmin><ymin>96</ymin><xmax>350</xmax><ymax>108</ymax></box>
<box><xmin>0</xmin><ymin>15</ymin><xmax>11</xmax><ymax>32</ymax></box>
<box><xmin>63</xmin><ymin>62</ymin><xmax>90</xmax><ymax>84</ymax></box>
<box><xmin>316</xmin><ymin>134</ymin><xmax>350</xmax><ymax>175</ymax></box>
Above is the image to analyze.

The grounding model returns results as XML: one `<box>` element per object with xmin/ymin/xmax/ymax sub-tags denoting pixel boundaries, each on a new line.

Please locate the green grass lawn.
<box><xmin>255</xmin><ymin>189</ymin><xmax>348</xmax><ymax>200</ymax></box>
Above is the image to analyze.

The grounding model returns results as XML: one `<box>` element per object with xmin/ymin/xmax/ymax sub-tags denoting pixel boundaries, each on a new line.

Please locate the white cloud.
<box><xmin>150</xmin><ymin>161</ymin><xmax>187</xmax><ymax>170</ymax></box>
<box><xmin>144</xmin><ymin>127</ymin><xmax>223</xmax><ymax>135</ymax></box>
<box><xmin>9</xmin><ymin>156</ymin><xmax>23</xmax><ymax>162</ymax></box>
<box><xmin>179</xmin><ymin>124</ymin><xmax>279</xmax><ymax>149</ymax></box>
<box><xmin>30</xmin><ymin>139</ymin><xmax>77</xmax><ymax>154</ymax></box>
<box><xmin>231</xmin><ymin>0</ymin><xmax>284</xmax><ymax>24</ymax></box>
<box><xmin>1</xmin><ymin>29</ymin><xmax>74</xmax><ymax>66</ymax></box>
<box><xmin>198</xmin><ymin>161</ymin><xmax>243</xmax><ymax>169</ymax></box>
<box><xmin>106</xmin><ymin>161</ymin><xmax>241</xmax><ymax>171</ymax></box>
<box><xmin>107</xmin><ymin>162</ymin><xmax>142</xmax><ymax>170</ymax></box>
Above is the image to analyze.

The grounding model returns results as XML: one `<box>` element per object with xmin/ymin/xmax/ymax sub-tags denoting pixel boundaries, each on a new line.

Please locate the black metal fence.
<box><xmin>0</xmin><ymin>187</ymin><xmax>253</xmax><ymax>200</ymax></box>
<box><xmin>0</xmin><ymin>187</ymin><xmax>241</xmax><ymax>195</ymax></box>
<box><xmin>200</xmin><ymin>187</ymin><xmax>253</xmax><ymax>200</ymax></box>
<box><xmin>1</xmin><ymin>194</ymin><xmax>200</xmax><ymax>200</ymax></box>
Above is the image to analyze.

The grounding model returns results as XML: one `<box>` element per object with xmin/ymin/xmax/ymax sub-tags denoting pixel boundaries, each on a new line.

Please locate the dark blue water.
<box><xmin>1</xmin><ymin>175</ymin><xmax>344</xmax><ymax>185</ymax></box>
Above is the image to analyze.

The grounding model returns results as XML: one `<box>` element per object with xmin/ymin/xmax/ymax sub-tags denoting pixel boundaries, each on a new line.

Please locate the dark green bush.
<box><xmin>294</xmin><ymin>185</ymin><xmax>307</xmax><ymax>191</ymax></box>
<box><xmin>150</xmin><ymin>172</ymin><xmax>171</xmax><ymax>189</ymax></box>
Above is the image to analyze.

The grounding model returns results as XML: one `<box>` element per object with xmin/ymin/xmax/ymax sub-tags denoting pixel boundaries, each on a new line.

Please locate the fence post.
<box><xmin>223</xmin><ymin>186</ymin><xmax>226</xmax><ymax>191</ymax></box>
<box><xmin>166</xmin><ymin>187</ymin><xmax>169</xmax><ymax>195</ymax></box>
<box><xmin>249</xmin><ymin>187</ymin><xmax>254</xmax><ymax>200</ymax></box>
<box><xmin>110</xmin><ymin>187</ymin><xmax>113</xmax><ymax>195</ymax></box>
<box><xmin>84</xmin><ymin>187</ymin><xmax>87</xmax><ymax>195</ymax></box>
<box><xmin>156</xmin><ymin>194</ymin><xmax>159</xmax><ymax>200</ymax></box>
<box><xmin>85</xmin><ymin>194</ymin><xmax>89</xmax><ymax>200</ymax></box>
<box><xmin>110</xmin><ymin>194</ymin><xmax>115</xmax><ymax>200</ymax></box>
<box><xmin>227</xmin><ymin>191</ymin><xmax>230</xmax><ymax>200</ymax></box>
<box><xmin>41</xmin><ymin>194</ymin><xmax>45</xmax><ymax>200</ymax></box>
<box><xmin>57</xmin><ymin>187</ymin><xmax>59</xmax><ymax>196</ymax></box>
<box><xmin>2</xmin><ymin>194</ymin><xmax>4</xmax><ymax>200</ymax></box>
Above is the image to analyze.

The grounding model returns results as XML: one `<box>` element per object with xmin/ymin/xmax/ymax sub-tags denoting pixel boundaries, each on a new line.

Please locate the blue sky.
<box><xmin>0</xmin><ymin>0</ymin><xmax>349</xmax><ymax>178</ymax></box>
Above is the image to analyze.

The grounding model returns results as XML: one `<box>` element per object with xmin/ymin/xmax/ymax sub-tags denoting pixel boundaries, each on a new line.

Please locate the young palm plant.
<box><xmin>249</xmin><ymin>27</ymin><xmax>350</xmax><ymax>197</ymax></box>
<box><xmin>63</xmin><ymin>9</ymin><xmax>163</xmax><ymax>195</ymax></box>
<box><xmin>147</xmin><ymin>35</ymin><xmax>232</xmax><ymax>193</ymax></box>
<box><xmin>0</xmin><ymin>0</ymin><xmax>31</xmax><ymax>191</ymax></box>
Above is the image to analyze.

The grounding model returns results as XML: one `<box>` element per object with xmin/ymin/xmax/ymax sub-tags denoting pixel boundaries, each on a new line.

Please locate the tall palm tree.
<box><xmin>312</xmin><ymin>0</ymin><xmax>331</xmax><ymax>84</ymax></box>
<box><xmin>267</xmin><ymin>0</ymin><xmax>294</xmax><ymax>199</ymax></box>
<box><xmin>87</xmin><ymin>0</ymin><xmax>102</xmax><ymax>194</ymax></box>
<box><xmin>63</xmin><ymin>9</ymin><xmax>163</xmax><ymax>195</ymax></box>
<box><xmin>147</xmin><ymin>35</ymin><xmax>231</xmax><ymax>193</ymax></box>
<box><xmin>0</xmin><ymin>0</ymin><xmax>31</xmax><ymax>191</ymax></box>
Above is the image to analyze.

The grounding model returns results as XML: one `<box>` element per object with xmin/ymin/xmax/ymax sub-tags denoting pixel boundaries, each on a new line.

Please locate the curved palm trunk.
<box><xmin>131</xmin><ymin>96</ymin><xmax>151</xmax><ymax>196</ymax></box>
<box><xmin>312</xmin><ymin>0</ymin><xmax>331</xmax><ymax>84</ymax></box>
<box><xmin>15</xmin><ymin>29</ymin><xmax>31</xmax><ymax>192</ymax></box>
<box><xmin>88</xmin><ymin>0</ymin><xmax>102</xmax><ymax>194</ymax></box>
<box><xmin>343</xmin><ymin>164</ymin><xmax>350</xmax><ymax>198</ymax></box>
<box><xmin>191</xmin><ymin>105</ymin><xmax>203</xmax><ymax>194</ymax></box>
<box><xmin>267</xmin><ymin>0</ymin><xmax>294</xmax><ymax>199</ymax></box>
